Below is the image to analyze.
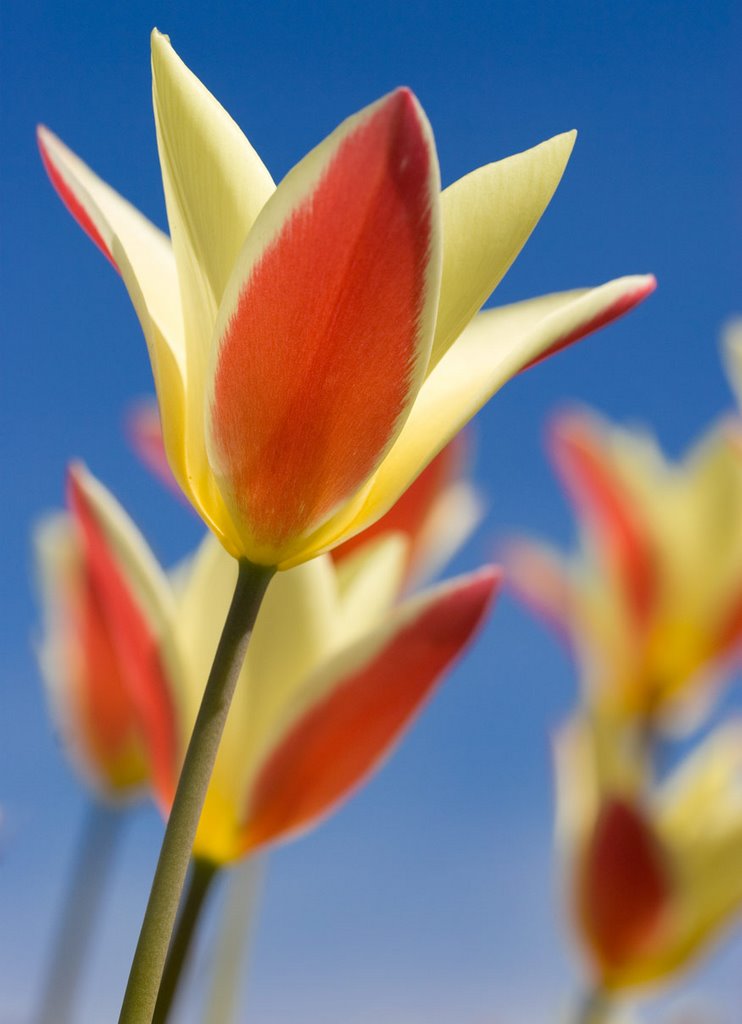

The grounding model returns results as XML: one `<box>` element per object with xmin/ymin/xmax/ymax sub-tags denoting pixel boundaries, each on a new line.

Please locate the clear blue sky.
<box><xmin>1</xmin><ymin>1</ymin><xmax>740</xmax><ymax>1020</ymax></box>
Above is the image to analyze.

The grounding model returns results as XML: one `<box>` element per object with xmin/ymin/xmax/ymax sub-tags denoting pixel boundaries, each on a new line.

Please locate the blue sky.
<box><xmin>1</xmin><ymin>1</ymin><xmax>740</xmax><ymax>1020</ymax></box>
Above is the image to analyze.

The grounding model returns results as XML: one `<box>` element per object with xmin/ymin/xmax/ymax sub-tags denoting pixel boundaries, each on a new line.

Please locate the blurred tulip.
<box><xmin>70</xmin><ymin>463</ymin><xmax>499</xmax><ymax>862</ymax></box>
<box><xmin>34</xmin><ymin>482</ymin><xmax>177</xmax><ymax>802</ymax></box>
<box><xmin>506</xmin><ymin>410</ymin><xmax>742</xmax><ymax>732</ymax></box>
<box><xmin>556</xmin><ymin>715</ymin><xmax>742</xmax><ymax>992</ymax></box>
<box><xmin>39</xmin><ymin>30</ymin><xmax>654</xmax><ymax>571</ymax></box>
<box><xmin>33</xmin><ymin>479</ymin><xmax>181</xmax><ymax>1024</ymax></box>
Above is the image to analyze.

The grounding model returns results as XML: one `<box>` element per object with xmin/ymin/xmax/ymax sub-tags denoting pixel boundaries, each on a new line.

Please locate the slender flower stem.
<box><xmin>573</xmin><ymin>988</ymin><xmax>612</xmax><ymax>1024</ymax></box>
<box><xmin>36</xmin><ymin>802</ymin><xmax>122</xmax><ymax>1024</ymax></box>
<box><xmin>152</xmin><ymin>857</ymin><xmax>218</xmax><ymax>1024</ymax></box>
<box><xmin>204</xmin><ymin>856</ymin><xmax>266</xmax><ymax>1024</ymax></box>
<box><xmin>118</xmin><ymin>559</ymin><xmax>275</xmax><ymax>1024</ymax></box>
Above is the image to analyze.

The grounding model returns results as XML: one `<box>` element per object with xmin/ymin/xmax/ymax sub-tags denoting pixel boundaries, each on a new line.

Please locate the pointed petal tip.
<box><xmin>522</xmin><ymin>273</ymin><xmax>657</xmax><ymax>373</ymax></box>
<box><xmin>459</xmin><ymin>563</ymin><xmax>503</xmax><ymax>619</ymax></box>
<box><xmin>545</xmin><ymin>406</ymin><xmax>600</xmax><ymax>466</ymax></box>
<box><xmin>37</xmin><ymin>127</ymin><xmax>119</xmax><ymax>269</ymax></box>
<box><xmin>65</xmin><ymin>460</ymin><xmax>92</xmax><ymax>509</ymax></box>
<box><xmin>559</xmin><ymin>128</ymin><xmax>578</xmax><ymax>150</ymax></box>
<box><xmin>150</xmin><ymin>27</ymin><xmax>170</xmax><ymax>50</ymax></box>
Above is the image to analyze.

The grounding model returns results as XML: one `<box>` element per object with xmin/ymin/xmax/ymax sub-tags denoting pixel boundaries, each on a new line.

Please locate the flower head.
<box><xmin>506</xmin><ymin>410</ymin><xmax>742</xmax><ymax>731</ymax></box>
<box><xmin>69</xmin><ymin>465</ymin><xmax>499</xmax><ymax>862</ymax></box>
<box><xmin>34</xmin><ymin>472</ymin><xmax>178</xmax><ymax>801</ymax></box>
<box><xmin>556</xmin><ymin>715</ymin><xmax>742</xmax><ymax>991</ymax></box>
<box><xmin>39</xmin><ymin>31</ymin><xmax>654</xmax><ymax>569</ymax></box>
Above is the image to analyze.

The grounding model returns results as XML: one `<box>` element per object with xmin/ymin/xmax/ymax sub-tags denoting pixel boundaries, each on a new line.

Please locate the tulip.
<box><xmin>67</xmin><ymin>462</ymin><xmax>498</xmax><ymax>1019</ymax></box>
<box><xmin>32</xmin><ymin>487</ymin><xmax>177</xmax><ymax>1024</ymax></box>
<box><xmin>38</xmin><ymin>31</ymin><xmax>654</xmax><ymax>572</ymax></box>
<box><xmin>34</xmin><ymin>489</ymin><xmax>176</xmax><ymax>802</ymax></box>
<box><xmin>70</xmin><ymin>462</ymin><xmax>498</xmax><ymax>861</ymax></box>
<box><xmin>505</xmin><ymin>410</ymin><xmax>742</xmax><ymax>732</ymax></box>
<box><xmin>556</xmin><ymin>715</ymin><xmax>742</xmax><ymax>993</ymax></box>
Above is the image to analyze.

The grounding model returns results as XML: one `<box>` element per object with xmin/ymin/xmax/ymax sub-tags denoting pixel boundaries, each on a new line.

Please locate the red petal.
<box><xmin>73</xmin><ymin>560</ymin><xmax>147</xmax><ymax>786</ymax></box>
<box><xmin>578</xmin><ymin>797</ymin><xmax>672</xmax><ymax>973</ymax></box>
<box><xmin>210</xmin><ymin>89</ymin><xmax>437</xmax><ymax>550</ymax></box>
<box><xmin>68</xmin><ymin>472</ymin><xmax>177</xmax><ymax>803</ymax></box>
<box><xmin>549</xmin><ymin>413</ymin><xmax>657</xmax><ymax>631</ymax></box>
<box><xmin>241</xmin><ymin>567</ymin><xmax>500</xmax><ymax>852</ymax></box>
<box><xmin>332</xmin><ymin>434</ymin><xmax>467</xmax><ymax>571</ymax></box>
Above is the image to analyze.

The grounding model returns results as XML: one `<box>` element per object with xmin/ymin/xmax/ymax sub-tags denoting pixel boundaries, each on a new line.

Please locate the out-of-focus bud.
<box><xmin>556</xmin><ymin>717</ymin><xmax>742</xmax><ymax>991</ymax></box>
<box><xmin>506</xmin><ymin>409</ymin><xmax>742</xmax><ymax>733</ymax></box>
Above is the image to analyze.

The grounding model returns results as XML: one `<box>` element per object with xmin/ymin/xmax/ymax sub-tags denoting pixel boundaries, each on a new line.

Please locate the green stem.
<box><xmin>204</xmin><ymin>856</ymin><xmax>265</xmax><ymax>1024</ymax></box>
<box><xmin>573</xmin><ymin>988</ymin><xmax>612</xmax><ymax>1024</ymax></box>
<box><xmin>36</xmin><ymin>802</ymin><xmax>122</xmax><ymax>1024</ymax></box>
<box><xmin>152</xmin><ymin>857</ymin><xmax>218</xmax><ymax>1024</ymax></box>
<box><xmin>118</xmin><ymin>559</ymin><xmax>275</xmax><ymax>1024</ymax></box>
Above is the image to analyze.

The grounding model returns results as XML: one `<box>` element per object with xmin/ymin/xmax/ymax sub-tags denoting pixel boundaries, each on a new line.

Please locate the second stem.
<box><xmin>118</xmin><ymin>559</ymin><xmax>275</xmax><ymax>1024</ymax></box>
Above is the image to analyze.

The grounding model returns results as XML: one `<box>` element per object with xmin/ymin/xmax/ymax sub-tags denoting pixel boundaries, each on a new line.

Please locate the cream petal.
<box><xmin>431</xmin><ymin>131</ymin><xmax>576</xmax><ymax>370</ymax></box>
<box><xmin>150</xmin><ymin>29</ymin><xmax>275</xmax><ymax>465</ymax></box>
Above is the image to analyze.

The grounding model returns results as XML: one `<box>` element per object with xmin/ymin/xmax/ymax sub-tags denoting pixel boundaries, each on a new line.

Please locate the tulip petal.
<box><xmin>35</xmin><ymin>516</ymin><xmax>150</xmax><ymax>796</ymax></box>
<box><xmin>150</xmin><ymin>30</ymin><xmax>275</xmax><ymax>388</ymax></box>
<box><xmin>503</xmin><ymin>537</ymin><xmax>575</xmax><ymax>645</ymax></box>
<box><xmin>322</xmin><ymin>276</ymin><xmax>655</xmax><ymax>553</ymax></box>
<box><xmin>333</xmin><ymin>436</ymin><xmax>474</xmax><ymax>587</ymax></box>
<box><xmin>67</xmin><ymin>465</ymin><xmax>179</xmax><ymax>806</ymax></box>
<box><xmin>126</xmin><ymin>400</ymin><xmax>180</xmax><ymax>495</ymax></box>
<box><xmin>404</xmin><ymin>480</ymin><xmax>484</xmax><ymax>590</ymax></box>
<box><xmin>548</xmin><ymin>411</ymin><xmax>658</xmax><ymax>630</ymax></box>
<box><xmin>239</xmin><ymin>567</ymin><xmax>499</xmax><ymax>853</ymax></box>
<box><xmin>430</xmin><ymin>131</ymin><xmax>575</xmax><ymax>370</ymax></box>
<box><xmin>37</xmin><ymin>126</ymin><xmax>191</xmax><ymax>497</ymax></box>
<box><xmin>178</xmin><ymin>543</ymin><xmax>339</xmax><ymax>862</ymax></box>
<box><xmin>578</xmin><ymin>798</ymin><xmax>672</xmax><ymax>979</ymax></box>
<box><xmin>207</xmin><ymin>87</ymin><xmax>441</xmax><ymax>563</ymax></box>
<box><xmin>332</xmin><ymin>535</ymin><xmax>409</xmax><ymax>644</ymax></box>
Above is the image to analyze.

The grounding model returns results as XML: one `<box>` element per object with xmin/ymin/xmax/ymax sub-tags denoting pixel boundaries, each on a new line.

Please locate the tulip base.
<box><xmin>118</xmin><ymin>559</ymin><xmax>275</xmax><ymax>1024</ymax></box>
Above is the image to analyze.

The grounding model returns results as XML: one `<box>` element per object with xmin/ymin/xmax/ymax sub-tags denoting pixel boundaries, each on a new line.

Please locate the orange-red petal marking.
<box><xmin>578</xmin><ymin>798</ymin><xmax>672</xmax><ymax>974</ymax></box>
<box><xmin>332</xmin><ymin>435</ymin><xmax>466</xmax><ymax>568</ymax></box>
<box><xmin>37</xmin><ymin>127</ymin><xmax>118</xmax><ymax>270</ymax></box>
<box><xmin>521</xmin><ymin>276</ymin><xmax>657</xmax><ymax>372</ymax></box>
<box><xmin>68</xmin><ymin>472</ymin><xmax>177</xmax><ymax>803</ymax></box>
<box><xmin>73</xmin><ymin>558</ymin><xmax>147</xmax><ymax>786</ymax></box>
<box><xmin>241</xmin><ymin>567</ymin><xmax>500</xmax><ymax>852</ymax></box>
<box><xmin>210</xmin><ymin>89</ymin><xmax>437</xmax><ymax>551</ymax></box>
<box><xmin>549</xmin><ymin>414</ymin><xmax>657</xmax><ymax>631</ymax></box>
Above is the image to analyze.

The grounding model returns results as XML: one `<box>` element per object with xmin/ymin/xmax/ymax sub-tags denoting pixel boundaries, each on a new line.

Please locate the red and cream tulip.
<box><xmin>39</xmin><ymin>30</ymin><xmax>654</xmax><ymax>571</ymax></box>
<box><xmin>69</xmin><ymin>465</ymin><xmax>499</xmax><ymax>862</ymax></box>
<box><xmin>506</xmin><ymin>410</ymin><xmax>742</xmax><ymax>731</ymax></box>
<box><xmin>556</xmin><ymin>715</ymin><xmax>742</xmax><ymax>991</ymax></box>
<box><xmin>34</xmin><ymin>473</ymin><xmax>178</xmax><ymax>802</ymax></box>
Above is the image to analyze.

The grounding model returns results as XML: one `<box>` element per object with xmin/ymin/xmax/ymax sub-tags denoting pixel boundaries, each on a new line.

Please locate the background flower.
<box><xmin>505</xmin><ymin>410</ymin><xmax>742</xmax><ymax>732</ymax></box>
